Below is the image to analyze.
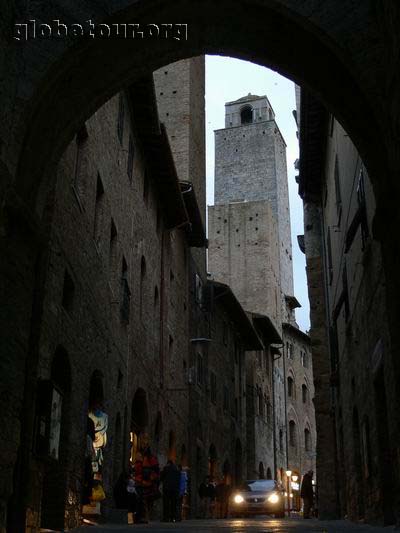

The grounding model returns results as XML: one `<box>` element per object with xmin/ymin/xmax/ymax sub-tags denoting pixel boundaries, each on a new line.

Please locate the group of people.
<box><xmin>114</xmin><ymin>437</ymin><xmax>188</xmax><ymax>524</ymax></box>
<box><xmin>198</xmin><ymin>476</ymin><xmax>231</xmax><ymax>519</ymax></box>
<box><xmin>114</xmin><ymin>442</ymin><xmax>161</xmax><ymax>524</ymax></box>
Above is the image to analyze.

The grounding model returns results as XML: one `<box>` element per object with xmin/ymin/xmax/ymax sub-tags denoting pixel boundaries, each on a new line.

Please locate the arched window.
<box><xmin>304</xmin><ymin>428</ymin><xmax>311</xmax><ymax>451</ymax></box>
<box><xmin>289</xmin><ymin>420</ymin><xmax>297</xmax><ymax>447</ymax></box>
<box><xmin>240</xmin><ymin>105</ymin><xmax>253</xmax><ymax>124</ymax></box>
<box><xmin>131</xmin><ymin>388</ymin><xmax>148</xmax><ymax>462</ymax></box>
<box><xmin>302</xmin><ymin>384</ymin><xmax>308</xmax><ymax>403</ymax></box>
<box><xmin>266</xmin><ymin>467</ymin><xmax>272</xmax><ymax>480</ymax></box>
<box><xmin>259</xmin><ymin>461</ymin><xmax>265</xmax><ymax>479</ymax></box>
<box><xmin>287</xmin><ymin>376</ymin><xmax>294</xmax><ymax>397</ymax></box>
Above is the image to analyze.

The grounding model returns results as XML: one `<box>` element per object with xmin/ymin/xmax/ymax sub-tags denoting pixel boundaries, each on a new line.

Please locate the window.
<box><xmin>120</xmin><ymin>257</ymin><xmax>130</xmax><ymax>323</ymax></box>
<box><xmin>240</xmin><ymin>105</ymin><xmax>253</xmax><ymax>124</ymax></box>
<box><xmin>302</xmin><ymin>384</ymin><xmax>308</xmax><ymax>404</ymax></box>
<box><xmin>62</xmin><ymin>270</ymin><xmax>75</xmax><ymax>314</ymax></box>
<box><xmin>304</xmin><ymin>428</ymin><xmax>311</xmax><ymax>452</ymax></box>
<box><xmin>197</xmin><ymin>353</ymin><xmax>204</xmax><ymax>386</ymax></box>
<box><xmin>210</xmin><ymin>371</ymin><xmax>217</xmax><ymax>404</ymax></box>
<box><xmin>289</xmin><ymin>420</ymin><xmax>297</xmax><ymax>447</ymax></box>
<box><xmin>117</xmin><ymin>94</ymin><xmax>124</xmax><ymax>144</ymax></box>
<box><xmin>287</xmin><ymin>377</ymin><xmax>294</xmax><ymax>398</ymax></box>
<box><xmin>127</xmin><ymin>134</ymin><xmax>134</xmax><ymax>181</ymax></box>
<box><xmin>286</xmin><ymin>342</ymin><xmax>294</xmax><ymax>359</ymax></box>
<box><xmin>93</xmin><ymin>174</ymin><xmax>105</xmax><ymax>249</ymax></box>
<box><xmin>334</xmin><ymin>155</ymin><xmax>342</xmax><ymax>221</ymax></box>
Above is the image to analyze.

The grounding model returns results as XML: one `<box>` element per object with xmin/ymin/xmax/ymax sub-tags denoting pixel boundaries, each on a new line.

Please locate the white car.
<box><xmin>229</xmin><ymin>479</ymin><xmax>285</xmax><ymax>518</ymax></box>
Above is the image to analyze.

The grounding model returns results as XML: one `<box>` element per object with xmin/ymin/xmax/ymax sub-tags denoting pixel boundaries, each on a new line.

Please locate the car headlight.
<box><xmin>233</xmin><ymin>494</ymin><xmax>244</xmax><ymax>504</ymax></box>
<box><xmin>267</xmin><ymin>492</ymin><xmax>280</xmax><ymax>504</ymax></box>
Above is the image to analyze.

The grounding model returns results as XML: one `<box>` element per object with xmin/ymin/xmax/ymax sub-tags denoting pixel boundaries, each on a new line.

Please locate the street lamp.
<box><xmin>285</xmin><ymin>470</ymin><xmax>292</xmax><ymax>516</ymax></box>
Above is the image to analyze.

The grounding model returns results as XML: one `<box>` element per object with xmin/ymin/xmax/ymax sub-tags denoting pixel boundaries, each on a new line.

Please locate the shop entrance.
<box><xmin>130</xmin><ymin>388</ymin><xmax>149</xmax><ymax>463</ymax></box>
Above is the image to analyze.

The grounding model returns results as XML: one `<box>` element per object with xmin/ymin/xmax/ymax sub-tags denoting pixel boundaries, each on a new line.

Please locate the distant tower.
<box><xmin>211</xmin><ymin>93</ymin><xmax>296</xmax><ymax>324</ymax></box>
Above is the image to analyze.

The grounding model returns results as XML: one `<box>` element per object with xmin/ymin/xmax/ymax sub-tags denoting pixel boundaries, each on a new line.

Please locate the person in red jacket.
<box><xmin>134</xmin><ymin>434</ymin><xmax>160</xmax><ymax>523</ymax></box>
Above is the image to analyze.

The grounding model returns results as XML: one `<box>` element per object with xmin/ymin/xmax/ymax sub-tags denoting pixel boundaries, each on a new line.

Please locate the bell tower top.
<box><xmin>224</xmin><ymin>93</ymin><xmax>275</xmax><ymax>128</ymax></box>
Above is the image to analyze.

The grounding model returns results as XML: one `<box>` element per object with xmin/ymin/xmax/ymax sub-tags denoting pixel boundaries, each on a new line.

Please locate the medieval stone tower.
<box><xmin>208</xmin><ymin>92</ymin><xmax>315</xmax><ymax>483</ymax></box>
<box><xmin>210</xmin><ymin>93</ymin><xmax>295</xmax><ymax>326</ymax></box>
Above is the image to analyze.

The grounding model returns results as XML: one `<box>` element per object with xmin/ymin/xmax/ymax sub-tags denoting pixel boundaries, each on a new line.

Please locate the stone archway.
<box><xmin>2</xmin><ymin>1</ymin><xmax>400</xmax><ymax>529</ymax></box>
<box><xmin>2</xmin><ymin>0</ymin><xmax>394</xmax><ymax>215</ymax></box>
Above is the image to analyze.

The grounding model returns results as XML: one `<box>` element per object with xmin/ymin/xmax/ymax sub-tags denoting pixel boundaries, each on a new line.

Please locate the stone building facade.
<box><xmin>208</xmin><ymin>93</ymin><xmax>316</xmax><ymax>495</ymax></box>
<box><xmin>7</xmin><ymin>72</ymin><xmax>203</xmax><ymax>530</ymax></box>
<box><xmin>3</xmin><ymin>56</ymin><xmax>307</xmax><ymax>532</ymax></box>
<box><xmin>298</xmin><ymin>88</ymin><xmax>399</xmax><ymax>526</ymax></box>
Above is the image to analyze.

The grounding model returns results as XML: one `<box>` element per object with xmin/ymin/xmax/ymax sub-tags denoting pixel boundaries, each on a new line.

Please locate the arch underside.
<box><xmin>7</xmin><ymin>0</ymin><xmax>386</xmax><ymax>213</ymax></box>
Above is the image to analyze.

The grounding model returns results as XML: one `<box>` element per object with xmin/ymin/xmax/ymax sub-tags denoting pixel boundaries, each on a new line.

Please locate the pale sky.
<box><xmin>205</xmin><ymin>55</ymin><xmax>310</xmax><ymax>332</ymax></box>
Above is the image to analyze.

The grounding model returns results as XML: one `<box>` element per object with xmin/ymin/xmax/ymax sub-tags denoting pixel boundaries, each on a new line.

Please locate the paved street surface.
<box><xmin>77</xmin><ymin>517</ymin><xmax>397</xmax><ymax>533</ymax></box>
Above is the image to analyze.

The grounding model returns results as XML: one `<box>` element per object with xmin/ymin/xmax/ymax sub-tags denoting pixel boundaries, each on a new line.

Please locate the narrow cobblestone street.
<box><xmin>76</xmin><ymin>518</ymin><xmax>397</xmax><ymax>533</ymax></box>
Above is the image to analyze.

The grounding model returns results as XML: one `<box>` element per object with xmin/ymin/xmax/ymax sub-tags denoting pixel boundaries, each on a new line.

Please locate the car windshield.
<box><xmin>239</xmin><ymin>480</ymin><xmax>276</xmax><ymax>492</ymax></box>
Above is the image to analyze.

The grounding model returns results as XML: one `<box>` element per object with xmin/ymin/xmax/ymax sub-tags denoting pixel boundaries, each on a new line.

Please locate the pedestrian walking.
<box><xmin>161</xmin><ymin>460</ymin><xmax>181</xmax><ymax>522</ymax></box>
<box><xmin>300</xmin><ymin>470</ymin><xmax>314</xmax><ymax>519</ymax></box>
<box><xmin>134</xmin><ymin>436</ymin><xmax>160</xmax><ymax>524</ymax></box>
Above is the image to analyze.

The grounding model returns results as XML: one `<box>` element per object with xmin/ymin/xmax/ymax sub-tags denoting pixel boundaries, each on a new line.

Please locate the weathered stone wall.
<box><xmin>208</xmin><ymin>201</ymin><xmax>281</xmax><ymax>328</ymax></box>
<box><xmin>282</xmin><ymin>327</ymin><xmax>316</xmax><ymax>481</ymax></box>
<box><xmin>302</xmin><ymin>201</ymin><xmax>338</xmax><ymax>519</ymax></box>
<box><xmin>245</xmin><ymin>346</ymin><xmax>275</xmax><ymax>480</ymax></box>
<box><xmin>20</xmin><ymin>90</ymin><xmax>192</xmax><ymax>529</ymax></box>
<box><xmin>321</xmin><ymin>119</ymin><xmax>396</xmax><ymax>524</ymax></box>
<box><xmin>154</xmin><ymin>57</ymin><xmax>206</xmax><ymax>279</ymax></box>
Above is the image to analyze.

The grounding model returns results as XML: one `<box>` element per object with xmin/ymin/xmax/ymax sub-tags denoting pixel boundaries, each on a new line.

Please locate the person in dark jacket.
<box><xmin>300</xmin><ymin>470</ymin><xmax>314</xmax><ymax>519</ymax></box>
<box><xmin>161</xmin><ymin>460</ymin><xmax>181</xmax><ymax>522</ymax></box>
